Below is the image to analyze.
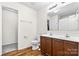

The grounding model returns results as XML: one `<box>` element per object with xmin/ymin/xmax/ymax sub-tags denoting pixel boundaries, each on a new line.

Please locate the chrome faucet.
<box><xmin>49</xmin><ymin>32</ymin><xmax>52</xmax><ymax>36</ymax></box>
<box><xmin>66</xmin><ymin>34</ymin><xmax>70</xmax><ymax>38</ymax></box>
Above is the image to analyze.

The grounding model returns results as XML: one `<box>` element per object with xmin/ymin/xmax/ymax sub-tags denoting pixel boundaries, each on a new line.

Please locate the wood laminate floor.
<box><xmin>2</xmin><ymin>47</ymin><xmax>42</xmax><ymax>56</ymax></box>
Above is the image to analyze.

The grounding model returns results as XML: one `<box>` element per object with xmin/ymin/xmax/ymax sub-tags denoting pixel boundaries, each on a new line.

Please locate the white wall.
<box><xmin>0</xmin><ymin>2</ymin><xmax>37</xmax><ymax>55</ymax></box>
<box><xmin>37</xmin><ymin>7</ymin><xmax>48</xmax><ymax>35</ymax></box>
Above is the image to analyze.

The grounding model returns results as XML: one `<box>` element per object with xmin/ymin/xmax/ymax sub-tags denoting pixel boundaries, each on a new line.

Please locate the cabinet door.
<box><xmin>45</xmin><ymin>37</ymin><xmax>51</xmax><ymax>56</ymax></box>
<box><xmin>40</xmin><ymin>36</ymin><xmax>46</xmax><ymax>55</ymax></box>
<box><xmin>40</xmin><ymin>36</ymin><xmax>51</xmax><ymax>56</ymax></box>
<box><xmin>64</xmin><ymin>41</ymin><xmax>78</xmax><ymax>56</ymax></box>
<box><xmin>52</xmin><ymin>39</ymin><xmax>64</xmax><ymax>56</ymax></box>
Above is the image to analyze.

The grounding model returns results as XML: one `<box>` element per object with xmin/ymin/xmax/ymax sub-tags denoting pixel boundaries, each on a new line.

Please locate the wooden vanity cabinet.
<box><xmin>40</xmin><ymin>36</ymin><xmax>79</xmax><ymax>56</ymax></box>
<box><xmin>40</xmin><ymin>36</ymin><xmax>51</xmax><ymax>56</ymax></box>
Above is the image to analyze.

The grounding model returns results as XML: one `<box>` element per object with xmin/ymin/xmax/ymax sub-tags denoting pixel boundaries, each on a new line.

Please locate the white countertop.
<box><xmin>41</xmin><ymin>34</ymin><xmax>79</xmax><ymax>42</ymax></box>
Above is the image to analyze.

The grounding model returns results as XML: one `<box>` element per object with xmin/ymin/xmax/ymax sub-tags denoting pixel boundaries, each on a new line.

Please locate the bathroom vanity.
<box><xmin>40</xmin><ymin>34</ymin><xmax>79</xmax><ymax>56</ymax></box>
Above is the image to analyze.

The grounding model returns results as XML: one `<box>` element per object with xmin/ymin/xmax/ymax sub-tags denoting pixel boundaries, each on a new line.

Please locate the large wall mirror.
<box><xmin>47</xmin><ymin>2</ymin><xmax>79</xmax><ymax>31</ymax></box>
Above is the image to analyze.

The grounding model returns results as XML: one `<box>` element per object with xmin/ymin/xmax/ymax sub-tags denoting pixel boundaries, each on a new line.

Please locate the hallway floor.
<box><xmin>2</xmin><ymin>47</ymin><xmax>42</xmax><ymax>56</ymax></box>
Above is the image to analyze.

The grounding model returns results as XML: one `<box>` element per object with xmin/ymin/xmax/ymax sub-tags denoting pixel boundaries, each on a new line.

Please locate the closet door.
<box><xmin>2</xmin><ymin>7</ymin><xmax>18</xmax><ymax>45</ymax></box>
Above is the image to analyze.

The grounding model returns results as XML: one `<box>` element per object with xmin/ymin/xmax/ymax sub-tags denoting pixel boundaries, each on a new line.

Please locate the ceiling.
<box><xmin>48</xmin><ymin>2</ymin><xmax>79</xmax><ymax>19</ymax></box>
<box><xmin>19</xmin><ymin>2</ymin><xmax>50</xmax><ymax>10</ymax></box>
